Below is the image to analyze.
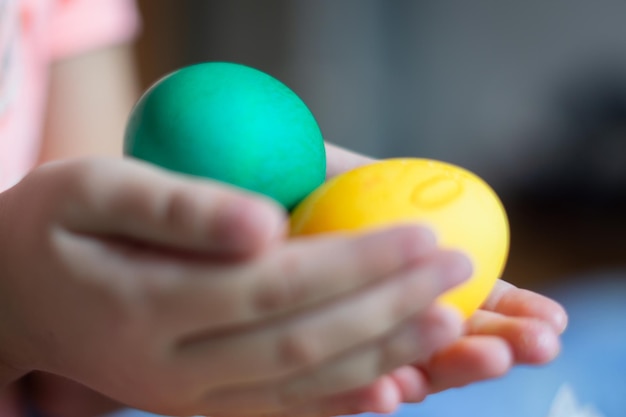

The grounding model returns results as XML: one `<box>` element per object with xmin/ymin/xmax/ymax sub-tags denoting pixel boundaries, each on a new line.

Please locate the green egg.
<box><xmin>124</xmin><ymin>62</ymin><xmax>326</xmax><ymax>210</ymax></box>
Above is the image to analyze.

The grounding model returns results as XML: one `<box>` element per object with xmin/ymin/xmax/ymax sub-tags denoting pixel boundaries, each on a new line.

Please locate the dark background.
<box><xmin>133</xmin><ymin>0</ymin><xmax>626</xmax><ymax>292</ymax></box>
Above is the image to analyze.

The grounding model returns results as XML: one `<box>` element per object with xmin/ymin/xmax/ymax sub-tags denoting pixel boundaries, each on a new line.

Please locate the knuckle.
<box><xmin>254</xmin><ymin>252</ymin><xmax>306</xmax><ymax>315</ymax></box>
<box><xmin>101</xmin><ymin>280</ymin><xmax>150</xmax><ymax>332</ymax></box>
<box><xmin>379</xmin><ymin>325</ymin><xmax>422</xmax><ymax>371</ymax></box>
<box><xmin>339</xmin><ymin>235</ymin><xmax>404</xmax><ymax>288</ymax></box>
<box><xmin>84</xmin><ymin>270</ymin><xmax>163</xmax><ymax>340</ymax></box>
<box><xmin>353</xmin><ymin>233</ymin><xmax>403</xmax><ymax>274</ymax></box>
<box><xmin>391</xmin><ymin>270</ymin><xmax>440</xmax><ymax>318</ymax></box>
<box><xmin>163</xmin><ymin>188</ymin><xmax>199</xmax><ymax>236</ymax></box>
<box><xmin>64</xmin><ymin>159</ymin><xmax>115</xmax><ymax>202</ymax></box>
<box><xmin>163</xmin><ymin>189</ymin><xmax>192</xmax><ymax>226</ymax></box>
<box><xmin>513</xmin><ymin>319</ymin><xmax>553</xmax><ymax>353</ymax></box>
<box><xmin>278</xmin><ymin>328</ymin><xmax>319</xmax><ymax>370</ymax></box>
<box><xmin>58</xmin><ymin>160</ymin><xmax>141</xmax><ymax>221</ymax></box>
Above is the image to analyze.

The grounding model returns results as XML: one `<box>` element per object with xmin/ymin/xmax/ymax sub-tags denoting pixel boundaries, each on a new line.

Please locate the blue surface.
<box><xmin>109</xmin><ymin>272</ymin><xmax>625</xmax><ymax>417</ymax></box>
<box><xmin>359</xmin><ymin>272</ymin><xmax>626</xmax><ymax>417</ymax></box>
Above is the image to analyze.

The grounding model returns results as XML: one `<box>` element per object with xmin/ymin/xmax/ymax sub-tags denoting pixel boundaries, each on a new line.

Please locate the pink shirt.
<box><xmin>0</xmin><ymin>1</ymin><xmax>138</xmax><ymax>413</ymax></box>
<box><xmin>0</xmin><ymin>0</ymin><xmax>140</xmax><ymax>191</ymax></box>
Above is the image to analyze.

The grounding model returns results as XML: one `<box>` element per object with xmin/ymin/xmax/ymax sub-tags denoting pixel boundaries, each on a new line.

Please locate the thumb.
<box><xmin>52</xmin><ymin>158</ymin><xmax>287</xmax><ymax>256</ymax></box>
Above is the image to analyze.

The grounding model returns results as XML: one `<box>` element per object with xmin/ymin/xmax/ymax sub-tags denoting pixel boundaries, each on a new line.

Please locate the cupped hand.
<box><xmin>244</xmin><ymin>280</ymin><xmax>567</xmax><ymax>417</ymax></box>
<box><xmin>387</xmin><ymin>281</ymin><xmax>567</xmax><ymax>401</ymax></box>
<box><xmin>0</xmin><ymin>157</ymin><xmax>471</xmax><ymax>416</ymax></box>
<box><xmin>279</xmin><ymin>143</ymin><xmax>567</xmax><ymax>417</ymax></box>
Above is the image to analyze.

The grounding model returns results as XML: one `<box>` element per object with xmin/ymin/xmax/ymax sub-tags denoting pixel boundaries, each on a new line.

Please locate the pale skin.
<box><xmin>0</xmin><ymin>43</ymin><xmax>567</xmax><ymax>417</ymax></box>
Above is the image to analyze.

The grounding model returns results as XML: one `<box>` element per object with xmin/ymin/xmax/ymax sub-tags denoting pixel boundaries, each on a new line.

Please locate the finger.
<box><xmin>229</xmin><ymin>377</ymin><xmax>402</xmax><ymax>417</ymax></box>
<box><xmin>58</xmin><ymin>158</ymin><xmax>286</xmax><ymax>255</ymax></box>
<box><xmin>301</xmin><ymin>367</ymin><xmax>429</xmax><ymax>416</ymax></box>
<box><xmin>465</xmin><ymin>310</ymin><xmax>561</xmax><ymax>364</ymax></box>
<box><xmin>178</xmin><ymin>252</ymin><xmax>469</xmax><ymax>387</ymax></box>
<box><xmin>352</xmin><ymin>292</ymin><xmax>559</xmax><ymax>404</ymax></box>
<box><xmin>424</xmin><ymin>335</ymin><xmax>513</xmax><ymax>393</ymax></box>
<box><xmin>415</xmin><ymin>309</ymin><xmax>562</xmax><ymax>396</ymax></box>
<box><xmin>343</xmin><ymin>365</ymin><xmax>437</xmax><ymax>406</ymax></box>
<box><xmin>321</xmin><ymin>375</ymin><xmax>402</xmax><ymax>415</ymax></box>
<box><xmin>198</xmin><ymin>304</ymin><xmax>463</xmax><ymax>415</ymax></box>
<box><xmin>324</xmin><ymin>142</ymin><xmax>374</xmax><ymax>179</ymax></box>
<box><xmin>482</xmin><ymin>280</ymin><xmax>568</xmax><ymax>334</ymax></box>
<box><xmin>297</xmin><ymin>365</ymin><xmax>432</xmax><ymax>414</ymax></box>
<box><xmin>161</xmin><ymin>225</ymin><xmax>438</xmax><ymax>334</ymax></box>
<box><xmin>388</xmin><ymin>365</ymin><xmax>431</xmax><ymax>403</ymax></box>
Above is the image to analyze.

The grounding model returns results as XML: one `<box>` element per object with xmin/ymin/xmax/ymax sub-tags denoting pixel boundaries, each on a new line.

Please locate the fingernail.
<box><xmin>389</xmin><ymin>366</ymin><xmax>428</xmax><ymax>403</ymax></box>
<box><xmin>554</xmin><ymin>309</ymin><xmax>569</xmax><ymax>334</ymax></box>
<box><xmin>435</xmin><ymin>251</ymin><xmax>473</xmax><ymax>289</ymax></box>
<box><xmin>374</xmin><ymin>379</ymin><xmax>401</xmax><ymax>415</ymax></box>
<box><xmin>358</xmin><ymin>377</ymin><xmax>401</xmax><ymax>414</ymax></box>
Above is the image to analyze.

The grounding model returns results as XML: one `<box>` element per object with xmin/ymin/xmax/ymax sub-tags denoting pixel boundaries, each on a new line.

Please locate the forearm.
<box><xmin>39</xmin><ymin>43</ymin><xmax>140</xmax><ymax>163</ymax></box>
<box><xmin>27</xmin><ymin>43</ymin><xmax>141</xmax><ymax>416</ymax></box>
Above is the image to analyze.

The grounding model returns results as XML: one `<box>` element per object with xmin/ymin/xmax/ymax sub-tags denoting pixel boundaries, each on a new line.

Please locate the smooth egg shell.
<box><xmin>124</xmin><ymin>62</ymin><xmax>326</xmax><ymax>210</ymax></box>
<box><xmin>290</xmin><ymin>158</ymin><xmax>510</xmax><ymax>317</ymax></box>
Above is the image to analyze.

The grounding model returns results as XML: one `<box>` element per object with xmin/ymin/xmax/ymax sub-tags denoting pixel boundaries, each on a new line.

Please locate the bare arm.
<box><xmin>30</xmin><ymin>43</ymin><xmax>141</xmax><ymax>417</ymax></box>
<box><xmin>38</xmin><ymin>43</ymin><xmax>139</xmax><ymax>163</ymax></box>
<box><xmin>0</xmin><ymin>42</ymin><xmax>139</xmax><ymax>391</ymax></box>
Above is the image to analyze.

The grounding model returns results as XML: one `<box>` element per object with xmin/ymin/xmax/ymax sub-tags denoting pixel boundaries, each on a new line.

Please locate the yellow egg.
<box><xmin>290</xmin><ymin>158</ymin><xmax>510</xmax><ymax>317</ymax></box>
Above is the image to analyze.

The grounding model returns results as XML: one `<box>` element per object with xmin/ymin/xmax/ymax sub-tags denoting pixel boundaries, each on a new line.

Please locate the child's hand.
<box><xmin>290</xmin><ymin>282</ymin><xmax>567</xmax><ymax>417</ymax></box>
<box><xmin>0</xmin><ymin>157</ymin><xmax>471</xmax><ymax>416</ymax></box>
<box><xmin>382</xmin><ymin>280</ymin><xmax>566</xmax><ymax>402</ymax></box>
<box><xmin>295</xmin><ymin>143</ymin><xmax>567</xmax><ymax>417</ymax></box>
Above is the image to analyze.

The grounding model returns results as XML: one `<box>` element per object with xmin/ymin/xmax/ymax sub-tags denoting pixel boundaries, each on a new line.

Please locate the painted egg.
<box><xmin>290</xmin><ymin>158</ymin><xmax>510</xmax><ymax>317</ymax></box>
<box><xmin>124</xmin><ymin>62</ymin><xmax>326</xmax><ymax>210</ymax></box>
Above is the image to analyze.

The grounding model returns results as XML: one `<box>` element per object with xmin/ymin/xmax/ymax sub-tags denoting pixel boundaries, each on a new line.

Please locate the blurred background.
<box><xmin>131</xmin><ymin>1</ymin><xmax>626</xmax><ymax>416</ymax></box>
<box><xmin>134</xmin><ymin>0</ymin><xmax>626</xmax><ymax>292</ymax></box>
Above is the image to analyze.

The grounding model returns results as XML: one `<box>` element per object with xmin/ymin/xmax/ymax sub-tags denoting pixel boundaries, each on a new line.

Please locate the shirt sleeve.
<box><xmin>47</xmin><ymin>0</ymin><xmax>141</xmax><ymax>61</ymax></box>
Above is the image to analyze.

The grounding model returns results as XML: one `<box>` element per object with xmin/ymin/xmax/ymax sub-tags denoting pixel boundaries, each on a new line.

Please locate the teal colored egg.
<box><xmin>124</xmin><ymin>62</ymin><xmax>326</xmax><ymax>210</ymax></box>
